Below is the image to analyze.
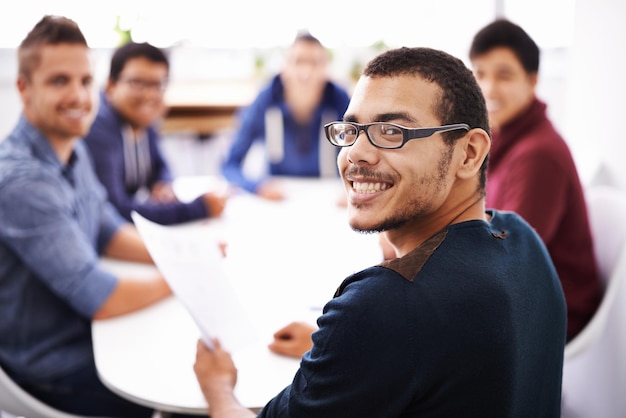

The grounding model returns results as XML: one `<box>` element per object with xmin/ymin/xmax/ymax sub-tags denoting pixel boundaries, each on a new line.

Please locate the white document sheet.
<box><xmin>131</xmin><ymin>212</ymin><xmax>258</xmax><ymax>352</ymax></box>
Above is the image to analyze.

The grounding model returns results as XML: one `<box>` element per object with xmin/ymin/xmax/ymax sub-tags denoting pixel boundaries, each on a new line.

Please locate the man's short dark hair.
<box><xmin>18</xmin><ymin>15</ymin><xmax>88</xmax><ymax>80</ymax></box>
<box><xmin>363</xmin><ymin>47</ymin><xmax>490</xmax><ymax>189</ymax></box>
<box><xmin>364</xmin><ymin>47</ymin><xmax>490</xmax><ymax>136</ymax></box>
<box><xmin>109</xmin><ymin>42</ymin><xmax>169</xmax><ymax>82</ymax></box>
<box><xmin>469</xmin><ymin>18</ymin><xmax>540</xmax><ymax>74</ymax></box>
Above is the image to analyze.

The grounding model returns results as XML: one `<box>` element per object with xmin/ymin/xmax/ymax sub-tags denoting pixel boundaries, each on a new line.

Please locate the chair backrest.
<box><xmin>562</xmin><ymin>186</ymin><xmax>626</xmax><ymax>416</ymax></box>
<box><xmin>564</xmin><ymin>184</ymin><xmax>626</xmax><ymax>359</ymax></box>
<box><xmin>587</xmin><ymin>185</ymin><xmax>626</xmax><ymax>285</ymax></box>
<box><xmin>0</xmin><ymin>363</ymin><xmax>94</xmax><ymax>418</ymax></box>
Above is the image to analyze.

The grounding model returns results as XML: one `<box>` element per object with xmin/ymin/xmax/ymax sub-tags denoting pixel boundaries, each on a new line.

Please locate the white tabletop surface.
<box><xmin>93</xmin><ymin>177</ymin><xmax>383</xmax><ymax>414</ymax></box>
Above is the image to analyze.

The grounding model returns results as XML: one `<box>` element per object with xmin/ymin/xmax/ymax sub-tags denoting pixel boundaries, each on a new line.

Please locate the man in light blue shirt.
<box><xmin>0</xmin><ymin>15</ymin><xmax>172</xmax><ymax>417</ymax></box>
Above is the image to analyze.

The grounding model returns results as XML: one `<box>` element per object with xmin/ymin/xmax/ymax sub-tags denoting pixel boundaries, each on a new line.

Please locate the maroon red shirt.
<box><xmin>486</xmin><ymin>98</ymin><xmax>601</xmax><ymax>339</ymax></box>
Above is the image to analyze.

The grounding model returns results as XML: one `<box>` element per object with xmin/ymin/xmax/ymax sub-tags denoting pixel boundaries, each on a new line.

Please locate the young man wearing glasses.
<box><xmin>469</xmin><ymin>19</ymin><xmax>601</xmax><ymax>341</ymax></box>
<box><xmin>84</xmin><ymin>41</ymin><xmax>227</xmax><ymax>225</ymax></box>
<box><xmin>193</xmin><ymin>47</ymin><xmax>566</xmax><ymax>417</ymax></box>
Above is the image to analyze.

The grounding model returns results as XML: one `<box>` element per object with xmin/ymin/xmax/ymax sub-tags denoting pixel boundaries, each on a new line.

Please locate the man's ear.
<box><xmin>456</xmin><ymin>128</ymin><xmax>491</xmax><ymax>180</ymax></box>
<box><xmin>528</xmin><ymin>71</ymin><xmax>538</xmax><ymax>89</ymax></box>
<box><xmin>16</xmin><ymin>75</ymin><xmax>29</xmax><ymax>104</ymax></box>
<box><xmin>16</xmin><ymin>75</ymin><xmax>28</xmax><ymax>94</ymax></box>
<box><xmin>104</xmin><ymin>79</ymin><xmax>115</xmax><ymax>98</ymax></box>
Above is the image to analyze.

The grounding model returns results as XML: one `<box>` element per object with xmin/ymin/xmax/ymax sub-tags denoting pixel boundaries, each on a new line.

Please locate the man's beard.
<box><xmin>350</xmin><ymin>144</ymin><xmax>454</xmax><ymax>234</ymax></box>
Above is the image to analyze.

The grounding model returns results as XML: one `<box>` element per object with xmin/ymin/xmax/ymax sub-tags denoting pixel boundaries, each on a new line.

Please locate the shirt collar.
<box><xmin>15</xmin><ymin>114</ymin><xmax>80</xmax><ymax>173</ymax></box>
<box><xmin>489</xmin><ymin>98</ymin><xmax>547</xmax><ymax>163</ymax></box>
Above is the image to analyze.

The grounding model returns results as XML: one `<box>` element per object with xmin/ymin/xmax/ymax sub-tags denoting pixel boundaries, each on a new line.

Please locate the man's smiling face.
<box><xmin>338</xmin><ymin>74</ymin><xmax>457</xmax><ymax>234</ymax></box>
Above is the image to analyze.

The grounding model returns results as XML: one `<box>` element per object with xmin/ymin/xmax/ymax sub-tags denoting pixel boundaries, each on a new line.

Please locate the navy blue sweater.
<box><xmin>258</xmin><ymin>211</ymin><xmax>566</xmax><ymax>417</ymax></box>
<box><xmin>84</xmin><ymin>93</ymin><xmax>208</xmax><ymax>225</ymax></box>
<box><xmin>222</xmin><ymin>75</ymin><xmax>350</xmax><ymax>193</ymax></box>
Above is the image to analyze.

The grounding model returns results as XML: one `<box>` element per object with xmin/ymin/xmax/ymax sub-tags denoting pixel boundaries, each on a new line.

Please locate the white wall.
<box><xmin>565</xmin><ymin>0</ymin><xmax>626</xmax><ymax>188</ymax></box>
<box><xmin>0</xmin><ymin>49</ymin><xmax>20</xmax><ymax>140</ymax></box>
<box><xmin>1</xmin><ymin>1</ymin><xmax>625</xmax><ymax>190</ymax></box>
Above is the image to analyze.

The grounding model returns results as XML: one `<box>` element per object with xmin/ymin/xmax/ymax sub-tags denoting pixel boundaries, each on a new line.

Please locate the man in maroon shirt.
<box><xmin>470</xmin><ymin>18</ymin><xmax>601</xmax><ymax>340</ymax></box>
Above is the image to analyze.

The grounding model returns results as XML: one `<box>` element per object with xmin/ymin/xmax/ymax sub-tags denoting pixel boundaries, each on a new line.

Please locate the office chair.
<box><xmin>561</xmin><ymin>185</ymin><xmax>626</xmax><ymax>417</ymax></box>
<box><xmin>563</xmin><ymin>185</ymin><xmax>626</xmax><ymax>359</ymax></box>
<box><xmin>0</xmin><ymin>363</ymin><xmax>108</xmax><ymax>418</ymax></box>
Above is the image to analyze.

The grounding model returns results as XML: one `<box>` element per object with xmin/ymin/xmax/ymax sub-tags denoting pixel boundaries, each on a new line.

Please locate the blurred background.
<box><xmin>1</xmin><ymin>0</ymin><xmax>623</xmax><ymax>188</ymax></box>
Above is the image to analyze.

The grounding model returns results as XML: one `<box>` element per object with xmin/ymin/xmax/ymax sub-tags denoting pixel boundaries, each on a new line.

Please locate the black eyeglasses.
<box><xmin>118</xmin><ymin>77</ymin><xmax>168</xmax><ymax>94</ymax></box>
<box><xmin>323</xmin><ymin>121</ymin><xmax>470</xmax><ymax>149</ymax></box>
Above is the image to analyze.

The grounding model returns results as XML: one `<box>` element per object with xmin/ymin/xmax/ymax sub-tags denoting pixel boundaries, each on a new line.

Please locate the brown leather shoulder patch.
<box><xmin>379</xmin><ymin>229</ymin><xmax>447</xmax><ymax>281</ymax></box>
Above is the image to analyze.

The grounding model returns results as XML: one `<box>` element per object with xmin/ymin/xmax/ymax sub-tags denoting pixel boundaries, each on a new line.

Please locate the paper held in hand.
<box><xmin>131</xmin><ymin>212</ymin><xmax>257</xmax><ymax>352</ymax></box>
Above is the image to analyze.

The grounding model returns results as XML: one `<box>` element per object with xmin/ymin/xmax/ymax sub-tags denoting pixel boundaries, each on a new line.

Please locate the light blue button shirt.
<box><xmin>0</xmin><ymin>115</ymin><xmax>124</xmax><ymax>383</ymax></box>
